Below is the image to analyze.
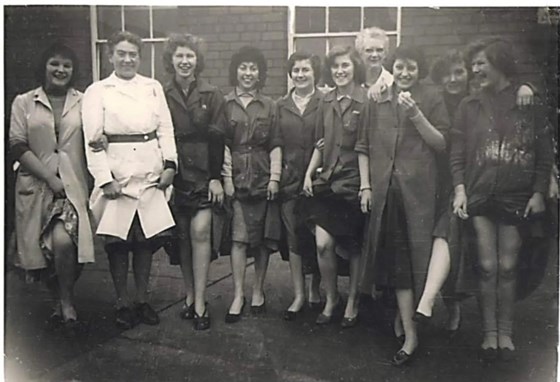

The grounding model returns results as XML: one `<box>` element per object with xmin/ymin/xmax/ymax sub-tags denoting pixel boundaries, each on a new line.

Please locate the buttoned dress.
<box><xmin>9</xmin><ymin>87</ymin><xmax>95</xmax><ymax>270</ymax></box>
<box><xmin>356</xmin><ymin>83</ymin><xmax>450</xmax><ymax>298</ymax></box>
<box><xmin>82</xmin><ymin>73</ymin><xmax>177</xmax><ymax>248</ymax></box>
<box><xmin>224</xmin><ymin>90</ymin><xmax>282</xmax><ymax>249</ymax></box>
<box><xmin>276</xmin><ymin>89</ymin><xmax>322</xmax><ymax>261</ymax></box>
<box><xmin>305</xmin><ymin>86</ymin><xmax>371</xmax><ymax>259</ymax></box>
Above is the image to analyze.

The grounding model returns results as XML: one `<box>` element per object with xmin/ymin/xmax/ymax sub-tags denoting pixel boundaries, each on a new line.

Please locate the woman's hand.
<box><xmin>516</xmin><ymin>85</ymin><xmax>534</xmax><ymax>108</ymax></box>
<box><xmin>208</xmin><ymin>179</ymin><xmax>224</xmax><ymax>206</ymax></box>
<box><xmin>223</xmin><ymin>177</ymin><xmax>235</xmax><ymax>198</ymax></box>
<box><xmin>359</xmin><ymin>188</ymin><xmax>372</xmax><ymax>213</ymax></box>
<box><xmin>367</xmin><ymin>82</ymin><xmax>388</xmax><ymax>102</ymax></box>
<box><xmin>88</xmin><ymin>134</ymin><xmax>108</xmax><ymax>152</ymax></box>
<box><xmin>267</xmin><ymin>180</ymin><xmax>279</xmax><ymax>201</ymax></box>
<box><xmin>303</xmin><ymin>174</ymin><xmax>313</xmax><ymax>197</ymax></box>
<box><xmin>102</xmin><ymin>180</ymin><xmax>122</xmax><ymax>199</ymax></box>
<box><xmin>47</xmin><ymin>175</ymin><xmax>66</xmax><ymax>198</ymax></box>
<box><xmin>549</xmin><ymin>166</ymin><xmax>559</xmax><ymax>199</ymax></box>
<box><xmin>452</xmin><ymin>185</ymin><xmax>469</xmax><ymax>220</ymax></box>
<box><xmin>157</xmin><ymin>168</ymin><xmax>175</xmax><ymax>190</ymax></box>
<box><xmin>397</xmin><ymin>91</ymin><xmax>420</xmax><ymax>118</ymax></box>
<box><xmin>524</xmin><ymin>192</ymin><xmax>546</xmax><ymax>218</ymax></box>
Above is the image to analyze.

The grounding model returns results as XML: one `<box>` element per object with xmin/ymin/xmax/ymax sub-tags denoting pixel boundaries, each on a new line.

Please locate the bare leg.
<box><xmin>315</xmin><ymin>225</ymin><xmax>338</xmax><ymax>316</ymax></box>
<box><xmin>191</xmin><ymin>208</ymin><xmax>212</xmax><ymax>316</ymax></box>
<box><xmin>396</xmin><ymin>288</ymin><xmax>418</xmax><ymax>355</ymax></box>
<box><xmin>472</xmin><ymin>216</ymin><xmax>499</xmax><ymax>350</ymax></box>
<box><xmin>51</xmin><ymin>222</ymin><xmax>80</xmax><ymax>320</ymax></box>
<box><xmin>229</xmin><ymin>241</ymin><xmax>247</xmax><ymax>314</ymax></box>
<box><xmin>394</xmin><ymin>311</ymin><xmax>404</xmax><ymax>338</ymax></box>
<box><xmin>497</xmin><ymin>224</ymin><xmax>522</xmax><ymax>351</ymax></box>
<box><xmin>288</xmin><ymin>251</ymin><xmax>305</xmax><ymax>312</ymax></box>
<box><xmin>132</xmin><ymin>246</ymin><xmax>153</xmax><ymax>304</ymax></box>
<box><xmin>416</xmin><ymin>237</ymin><xmax>450</xmax><ymax>317</ymax></box>
<box><xmin>107</xmin><ymin>244</ymin><xmax>130</xmax><ymax>308</ymax></box>
<box><xmin>177</xmin><ymin>214</ymin><xmax>194</xmax><ymax>307</ymax></box>
<box><xmin>344</xmin><ymin>254</ymin><xmax>361</xmax><ymax>319</ymax></box>
<box><xmin>443</xmin><ymin>298</ymin><xmax>462</xmax><ymax>331</ymax></box>
<box><xmin>252</xmin><ymin>246</ymin><xmax>270</xmax><ymax>306</ymax></box>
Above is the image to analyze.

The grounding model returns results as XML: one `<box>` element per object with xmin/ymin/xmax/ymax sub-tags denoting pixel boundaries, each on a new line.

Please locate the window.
<box><xmin>91</xmin><ymin>5</ymin><xmax>178</xmax><ymax>82</ymax></box>
<box><xmin>288</xmin><ymin>6</ymin><xmax>401</xmax><ymax>58</ymax></box>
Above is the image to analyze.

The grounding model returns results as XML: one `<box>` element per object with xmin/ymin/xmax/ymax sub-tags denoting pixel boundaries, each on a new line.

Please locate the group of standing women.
<box><xmin>10</xmin><ymin>26</ymin><xmax>556</xmax><ymax>367</ymax></box>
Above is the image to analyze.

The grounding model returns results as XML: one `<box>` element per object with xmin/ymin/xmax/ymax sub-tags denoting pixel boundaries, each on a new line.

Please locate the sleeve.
<box><xmin>267</xmin><ymin>100</ymin><xmax>283</xmax><ymax>151</ymax></box>
<box><xmin>532</xmin><ymin>102</ymin><xmax>554</xmax><ymax>193</ymax></box>
<box><xmin>449</xmin><ymin>100</ymin><xmax>468</xmax><ymax>187</ymax></box>
<box><xmin>427</xmin><ymin>89</ymin><xmax>451</xmax><ymax>139</ymax></box>
<box><xmin>314</xmin><ymin>101</ymin><xmax>325</xmax><ymax>151</ymax></box>
<box><xmin>207</xmin><ymin>90</ymin><xmax>226</xmax><ymax>179</ymax></box>
<box><xmin>355</xmin><ymin>100</ymin><xmax>373</xmax><ymax>155</ymax></box>
<box><xmin>154</xmin><ymin>82</ymin><xmax>178</xmax><ymax>165</ymax></box>
<box><xmin>9</xmin><ymin>95</ymin><xmax>31</xmax><ymax>160</ymax></box>
<box><xmin>81</xmin><ymin>84</ymin><xmax>114</xmax><ymax>188</ymax></box>
<box><xmin>221</xmin><ymin>145</ymin><xmax>232</xmax><ymax>178</ymax></box>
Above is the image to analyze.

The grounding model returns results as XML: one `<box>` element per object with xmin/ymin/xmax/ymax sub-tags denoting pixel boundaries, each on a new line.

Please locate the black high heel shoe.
<box><xmin>251</xmin><ymin>294</ymin><xmax>267</xmax><ymax>316</ymax></box>
<box><xmin>179</xmin><ymin>303</ymin><xmax>195</xmax><ymax>320</ymax></box>
<box><xmin>391</xmin><ymin>347</ymin><xmax>417</xmax><ymax>367</ymax></box>
<box><xmin>193</xmin><ymin>304</ymin><xmax>210</xmax><ymax>331</ymax></box>
<box><xmin>283</xmin><ymin>305</ymin><xmax>304</xmax><ymax>321</ymax></box>
<box><xmin>225</xmin><ymin>298</ymin><xmax>246</xmax><ymax>324</ymax></box>
<box><xmin>412</xmin><ymin>311</ymin><xmax>432</xmax><ymax>325</ymax></box>
<box><xmin>445</xmin><ymin>315</ymin><xmax>462</xmax><ymax>341</ymax></box>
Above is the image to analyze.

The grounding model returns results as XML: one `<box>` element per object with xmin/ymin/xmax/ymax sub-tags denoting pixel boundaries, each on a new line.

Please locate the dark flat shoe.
<box><xmin>251</xmin><ymin>296</ymin><xmax>267</xmax><ymax>316</ymax></box>
<box><xmin>193</xmin><ymin>305</ymin><xmax>210</xmax><ymax>331</ymax></box>
<box><xmin>134</xmin><ymin>302</ymin><xmax>160</xmax><ymax>326</ymax></box>
<box><xmin>341</xmin><ymin>315</ymin><xmax>359</xmax><ymax>329</ymax></box>
<box><xmin>412</xmin><ymin>311</ymin><xmax>432</xmax><ymax>325</ymax></box>
<box><xmin>445</xmin><ymin>317</ymin><xmax>462</xmax><ymax>341</ymax></box>
<box><xmin>62</xmin><ymin>319</ymin><xmax>88</xmax><ymax>338</ymax></box>
<box><xmin>478</xmin><ymin>347</ymin><xmax>498</xmax><ymax>362</ymax></box>
<box><xmin>179</xmin><ymin>303</ymin><xmax>195</xmax><ymax>320</ymax></box>
<box><xmin>315</xmin><ymin>313</ymin><xmax>333</xmax><ymax>325</ymax></box>
<box><xmin>115</xmin><ymin>307</ymin><xmax>138</xmax><ymax>330</ymax></box>
<box><xmin>391</xmin><ymin>349</ymin><xmax>415</xmax><ymax>367</ymax></box>
<box><xmin>225</xmin><ymin>298</ymin><xmax>246</xmax><ymax>324</ymax></box>
<box><xmin>283</xmin><ymin>307</ymin><xmax>304</xmax><ymax>321</ymax></box>
<box><xmin>499</xmin><ymin>348</ymin><xmax>516</xmax><ymax>362</ymax></box>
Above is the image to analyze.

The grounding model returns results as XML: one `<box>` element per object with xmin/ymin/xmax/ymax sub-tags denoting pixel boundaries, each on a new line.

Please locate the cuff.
<box><xmin>164</xmin><ymin>160</ymin><xmax>177</xmax><ymax>171</ymax></box>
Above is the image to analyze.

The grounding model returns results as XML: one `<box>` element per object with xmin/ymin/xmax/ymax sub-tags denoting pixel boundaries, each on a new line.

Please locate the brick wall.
<box><xmin>169</xmin><ymin>6</ymin><xmax>288</xmax><ymax>99</ymax></box>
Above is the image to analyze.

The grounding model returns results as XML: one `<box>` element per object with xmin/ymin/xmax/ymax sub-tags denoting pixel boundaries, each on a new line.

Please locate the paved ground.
<box><xmin>4</xmin><ymin>237</ymin><xmax>559</xmax><ymax>382</ymax></box>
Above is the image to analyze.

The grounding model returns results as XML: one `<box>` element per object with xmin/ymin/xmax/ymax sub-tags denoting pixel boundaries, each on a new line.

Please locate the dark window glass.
<box><xmin>123</xmin><ymin>6</ymin><xmax>150</xmax><ymax>38</ymax></box>
<box><xmin>328</xmin><ymin>7</ymin><xmax>360</xmax><ymax>32</ymax></box>
<box><xmin>295</xmin><ymin>7</ymin><xmax>325</xmax><ymax>33</ymax></box>
<box><xmin>295</xmin><ymin>37</ymin><xmax>327</xmax><ymax>58</ymax></box>
<box><xmin>97</xmin><ymin>6</ymin><xmax>121</xmax><ymax>40</ymax></box>
<box><xmin>363</xmin><ymin>7</ymin><xmax>398</xmax><ymax>31</ymax></box>
<box><xmin>153</xmin><ymin>6</ymin><xmax>180</xmax><ymax>38</ymax></box>
<box><xmin>328</xmin><ymin>36</ymin><xmax>356</xmax><ymax>51</ymax></box>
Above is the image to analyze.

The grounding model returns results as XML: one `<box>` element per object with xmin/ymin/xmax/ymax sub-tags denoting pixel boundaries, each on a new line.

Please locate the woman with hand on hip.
<box><xmin>82</xmin><ymin>31</ymin><xmax>177</xmax><ymax>330</ymax></box>
<box><xmin>9</xmin><ymin>43</ymin><xmax>95</xmax><ymax>336</ymax></box>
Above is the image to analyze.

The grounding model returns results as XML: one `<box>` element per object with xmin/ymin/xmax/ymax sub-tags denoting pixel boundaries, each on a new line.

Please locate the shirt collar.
<box><xmin>235</xmin><ymin>87</ymin><xmax>257</xmax><ymax>99</ymax></box>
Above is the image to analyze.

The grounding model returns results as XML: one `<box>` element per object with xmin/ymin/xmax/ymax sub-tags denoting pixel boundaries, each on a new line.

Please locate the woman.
<box><xmin>303</xmin><ymin>46</ymin><xmax>371</xmax><ymax>328</ymax></box>
<box><xmin>277</xmin><ymin>52</ymin><xmax>323</xmax><ymax>320</ymax></box>
<box><xmin>414</xmin><ymin>49</ymin><xmax>536</xmax><ymax>336</ymax></box>
<box><xmin>356</xmin><ymin>45</ymin><xmax>450</xmax><ymax>365</ymax></box>
<box><xmin>355</xmin><ymin>26</ymin><xmax>393</xmax><ymax>100</ymax></box>
<box><xmin>9</xmin><ymin>43</ymin><xmax>95</xmax><ymax>335</ymax></box>
<box><xmin>162</xmin><ymin>33</ymin><xmax>226</xmax><ymax>331</ymax></box>
<box><xmin>82</xmin><ymin>31</ymin><xmax>177</xmax><ymax>330</ymax></box>
<box><xmin>450</xmin><ymin>38</ymin><xmax>552</xmax><ymax>361</ymax></box>
<box><xmin>222</xmin><ymin>46</ymin><xmax>282</xmax><ymax>323</ymax></box>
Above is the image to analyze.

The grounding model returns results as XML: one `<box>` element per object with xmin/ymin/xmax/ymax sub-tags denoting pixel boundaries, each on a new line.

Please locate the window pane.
<box><xmin>153</xmin><ymin>6</ymin><xmax>180</xmax><ymax>38</ymax></box>
<box><xmin>328</xmin><ymin>36</ymin><xmax>356</xmax><ymax>51</ymax></box>
<box><xmin>97</xmin><ymin>6</ymin><xmax>121</xmax><ymax>39</ymax></box>
<box><xmin>137</xmin><ymin>44</ymin><xmax>152</xmax><ymax>77</ymax></box>
<box><xmin>295</xmin><ymin>7</ymin><xmax>325</xmax><ymax>33</ymax></box>
<box><xmin>364</xmin><ymin>7</ymin><xmax>398</xmax><ymax>31</ymax></box>
<box><xmin>99</xmin><ymin>44</ymin><xmax>113</xmax><ymax>80</ymax></box>
<box><xmin>328</xmin><ymin>7</ymin><xmax>360</xmax><ymax>33</ymax></box>
<box><xmin>154</xmin><ymin>42</ymin><xmax>168</xmax><ymax>84</ymax></box>
<box><xmin>294</xmin><ymin>37</ymin><xmax>327</xmax><ymax>58</ymax></box>
<box><xmin>124</xmin><ymin>6</ymin><xmax>150</xmax><ymax>38</ymax></box>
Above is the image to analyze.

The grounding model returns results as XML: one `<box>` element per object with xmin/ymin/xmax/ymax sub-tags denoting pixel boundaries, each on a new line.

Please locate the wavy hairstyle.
<box><xmin>163</xmin><ymin>33</ymin><xmax>205</xmax><ymax>76</ymax></box>
<box><xmin>287</xmin><ymin>51</ymin><xmax>321</xmax><ymax>83</ymax></box>
<box><xmin>35</xmin><ymin>42</ymin><xmax>80</xmax><ymax>88</ymax></box>
<box><xmin>228</xmin><ymin>46</ymin><xmax>267</xmax><ymax>89</ymax></box>
<box><xmin>323</xmin><ymin>45</ymin><xmax>366</xmax><ymax>87</ymax></box>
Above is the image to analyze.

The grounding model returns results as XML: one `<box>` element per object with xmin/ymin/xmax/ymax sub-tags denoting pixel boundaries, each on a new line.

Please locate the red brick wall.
<box><xmin>169</xmin><ymin>6</ymin><xmax>288</xmax><ymax>99</ymax></box>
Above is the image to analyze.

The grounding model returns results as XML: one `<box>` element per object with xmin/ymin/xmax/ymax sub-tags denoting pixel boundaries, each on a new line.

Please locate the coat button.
<box><xmin>144</xmin><ymin>135</ymin><xmax>149</xmax><ymax>140</ymax></box>
<box><xmin>54</xmin><ymin>149</ymin><xmax>59</xmax><ymax>153</ymax></box>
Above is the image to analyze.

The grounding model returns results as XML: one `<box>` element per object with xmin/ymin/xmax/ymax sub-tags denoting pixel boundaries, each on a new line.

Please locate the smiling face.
<box><xmin>442</xmin><ymin>62</ymin><xmax>468</xmax><ymax>95</ymax></box>
<box><xmin>471</xmin><ymin>50</ymin><xmax>505</xmax><ymax>91</ymax></box>
<box><xmin>393</xmin><ymin>58</ymin><xmax>419</xmax><ymax>91</ymax></box>
<box><xmin>45</xmin><ymin>54</ymin><xmax>73</xmax><ymax>90</ymax></box>
<box><xmin>237</xmin><ymin>61</ymin><xmax>259</xmax><ymax>92</ymax></box>
<box><xmin>172</xmin><ymin>46</ymin><xmax>197</xmax><ymax>80</ymax></box>
<box><xmin>109</xmin><ymin>40</ymin><xmax>140</xmax><ymax>80</ymax></box>
<box><xmin>360</xmin><ymin>37</ymin><xmax>386</xmax><ymax>70</ymax></box>
<box><xmin>291</xmin><ymin>59</ymin><xmax>315</xmax><ymax>92</ymax></box>
<box><xmin>330</xmin><ymin>54</ymin><xmax>354</xmax><ymax>89</ymax></box>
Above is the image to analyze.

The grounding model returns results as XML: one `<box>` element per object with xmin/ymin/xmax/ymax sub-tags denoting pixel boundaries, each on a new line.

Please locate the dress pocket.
<box><xmin>252</xmin><ymin>117</ymin><xmax>271</xmax><ymax>142</ymax></box>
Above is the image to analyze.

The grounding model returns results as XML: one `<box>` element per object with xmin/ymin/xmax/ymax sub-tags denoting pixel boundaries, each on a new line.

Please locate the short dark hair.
<box><xmin>162</xmin><ymin>33</ymin><xmax>205</xmax><ymax>76</ymax></box>
<box><xmin>35</xmin><ymin>42</ymin><xmax>80</xmax><ymax>88</ymax></box>
<box><xmin>228</xmin><ymin>46</ymin><xmax>267</xmax><ymax>89</ymax></box>
<box><xmin>387</xmin><ymin>45</ymin><xmax>429</xmax><ymax>79</ymax></box>
<box><xmin>323</xmin><ymin>45</ymin><xmax>366</xmax><ymax>87</ymax></box>
<box><xmin>287</xmin><ymin>51</ymin><xmax>321</xmax><ymax>83</ymax></box>
<box><xmin>107</xmin><ymin>30</ymin><xmax>143</xmax><ymax>56</ymax></box>
<box><xmin>464</xmin><ymin>37</ymin><xmax>517</xmax><ymax>79</ymax></box>
<box><xmin>430</xmin><ymin>49</ymin><xmax>466</xmax><ymax>85</ymax></box>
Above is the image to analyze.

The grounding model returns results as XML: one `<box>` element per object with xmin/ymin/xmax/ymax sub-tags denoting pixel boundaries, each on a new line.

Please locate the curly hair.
<box><xmin>387</xmin><ymin>45</ymin><xmax>429</xmax><ymax>79</ymax></box>
<box><xmin>323</xmin><ymin>45</ymin><xmax>366</xmax><ymax>87</ymax></box>
<box><xmin>430</xmin><ymin>49</ymin><xmax>466</xmax><ymax>85</ymax></box>
<box><xmin>355</xmin><ymin>27</ymin><xmax>389</xmax><ymax>53</ymax></box>
<box><xmin>464</xmin><ymin>37</ymin><xmax>517</xmax><ymax>79</ymax></box>
<box><xmin>286</xmin><ymin>51</ymin><xmax>321</xmax><ymax>83</ymax></box>
<box><xmin>228</xmin><ymin>46</ymin><xmax>267</xmax><ymax>89</ymax></box>
<box><xmin>35</xmin><ymin>42</ymin><xmax>80</xmax><ymax>88</ymax></box>
<box><xmin>107</xmin><ymin>30</ymin><xmax>143</xmax><ymax>56</ymax></box>
<box><xmin>162</xmin><ymin>33</ymin><xmax>205</xmax><ymax>76</ymax></box>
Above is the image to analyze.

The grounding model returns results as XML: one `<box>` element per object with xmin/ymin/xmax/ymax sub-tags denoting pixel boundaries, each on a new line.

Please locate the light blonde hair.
<box><xmin>355</xmin><ymin>27</ymin><xmax>389</xmax><ymax>53</ymax></box>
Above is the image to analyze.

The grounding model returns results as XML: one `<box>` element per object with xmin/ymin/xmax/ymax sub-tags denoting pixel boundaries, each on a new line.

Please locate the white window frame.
<box><xmin>90</xmin><ymin>5</ymin><xmax>167</xmax><ymax>82</ymax></box>
<box><xmin>287</xmin><ymin>6</ymin><xmax>402</xmax><ymax>55</ymax></box>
